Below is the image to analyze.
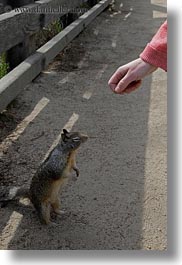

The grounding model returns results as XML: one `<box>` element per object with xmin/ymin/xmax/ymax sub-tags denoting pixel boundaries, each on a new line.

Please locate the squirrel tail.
<box><xmin>0</xmin><ymin>186</ymin><xmax>30</xmax><ymax>206</ymax></box>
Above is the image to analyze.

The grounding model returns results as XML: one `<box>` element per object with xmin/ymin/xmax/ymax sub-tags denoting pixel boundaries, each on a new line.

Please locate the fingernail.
<box><xmin>115</xmin><ymin>86</ymin><xmax>120</xmax><ymax>93</ymax></box>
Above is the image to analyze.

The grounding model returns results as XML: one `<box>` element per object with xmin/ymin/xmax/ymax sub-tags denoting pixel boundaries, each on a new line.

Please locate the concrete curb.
<box><xmin>0</xmin><ymin>0</ymin><xmax>111</xmax><ymax>113</ymax></box>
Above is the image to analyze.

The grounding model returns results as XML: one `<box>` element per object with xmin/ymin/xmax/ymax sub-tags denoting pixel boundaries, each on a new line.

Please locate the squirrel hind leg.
<box><xmin>39</xmin><ymin>202</ymin><xmax>52</xmax><ymax>225</ymax></box>
<box><xmin>51</xmin><ymin>199</ymin><xmax>62</xmax><ymax>214</ymax></box>
<box><xmin>32</xmin><ymin>199</ymin><xmax>51</xmax><ymax>225</ymax></box>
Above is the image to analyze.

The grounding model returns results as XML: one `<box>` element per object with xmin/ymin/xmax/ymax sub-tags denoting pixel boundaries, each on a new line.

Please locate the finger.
<box><xmin>108</xmin><ymin>67</ymin><xmax>128</xmax><ymax>91</ymax></box>
<box><xmin>124</xmin><ymin>80</ymin><xmax>142</xmax><ymax>93</ymax></box>
<box><xmin>115</xmin><ymin>80</ymin><xmax>142</xmax><ymax>94</ymax></box>
<box><xmin>114</xmin><ymin>71</ymin><xmax>135</xmax><ymax>93</ymax></box>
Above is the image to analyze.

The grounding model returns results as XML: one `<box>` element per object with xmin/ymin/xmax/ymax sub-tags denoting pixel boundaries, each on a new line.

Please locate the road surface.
<box><xmin>0</xmin><ymin>0</ymin><xmax>167</xmax><ymax>250</ymax></box>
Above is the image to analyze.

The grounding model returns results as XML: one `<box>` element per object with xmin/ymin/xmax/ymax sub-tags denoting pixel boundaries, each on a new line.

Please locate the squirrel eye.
<box><xmin>72</xmin><ymin>137</ymin><xmax>80</xmax><ymax>142</ymax></box>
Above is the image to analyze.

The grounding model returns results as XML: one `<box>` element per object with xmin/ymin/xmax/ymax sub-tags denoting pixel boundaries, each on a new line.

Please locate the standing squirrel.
<box><xmin>0</xmin><ymin>129</ymin><xmax>88</xmax><ymax>225</ymax></box>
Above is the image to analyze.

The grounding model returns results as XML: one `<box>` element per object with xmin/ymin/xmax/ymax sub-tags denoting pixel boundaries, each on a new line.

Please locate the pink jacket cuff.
<box><xmin>140</xmin><ymin>44</ymin><xmax>167</xmax><ymax>71</ymax></box>
<box><xmin>140</xmin><ymin>20</ymin><xmax>167</xmax><ymax>71</ymax></box>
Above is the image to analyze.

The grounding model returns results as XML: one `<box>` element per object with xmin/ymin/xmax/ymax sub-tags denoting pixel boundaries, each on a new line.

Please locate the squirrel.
<box><xmin>0</xmin><ymin>129</ymin><xmax>88</xmax><ymax>225</ymax></box>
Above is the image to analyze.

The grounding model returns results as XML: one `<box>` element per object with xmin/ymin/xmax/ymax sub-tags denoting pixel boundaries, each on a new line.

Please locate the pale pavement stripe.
<box><xmin>0</xmin><ymin>211</ymin><xmax>23</xmax><ymax>249</ymax></box>
<box><xmin>124</xmin><ymin>12</ymin><xmax>132</xmax><ymax>21</ymax></box>
<box><xmin>83</xmin><ymin>64</ymin><xmax>108</xmax><ymax>100</ymax></box>
<box><xmin>0</xmin><ymin>97</ymin><xmax>50</xmax><ymax>158</ymax></box>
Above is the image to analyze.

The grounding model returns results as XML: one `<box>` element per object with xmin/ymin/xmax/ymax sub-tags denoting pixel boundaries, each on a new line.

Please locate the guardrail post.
<box><xmin>87</xmin><ymin>0</ymin><xmax>98</xmax><ymax>7</ymax></box>
<box><xmin>8</xmin><ymin>0</ymin><xmax>34</xmax><ymax>8</ymax></box>
<box><xmin>6</xmin><ymin>1</ymin><xmax>35</xmax><ymax>69</ymax></box>
<box><xmin>0</xmin><ymin>1</ymin><xmax>8</xmax><ymax>14</ymax></box>
<box><xmin>7</xmin><ymin>37</ymin><xmax>31</xmax><ymax>70</ymax></box>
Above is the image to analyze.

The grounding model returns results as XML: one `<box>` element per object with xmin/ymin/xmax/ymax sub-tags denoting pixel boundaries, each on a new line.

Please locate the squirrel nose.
<box><xmin>81</xmin><ymin>134</ymin><xmax>89</xmax><ymax>142</ymax></box>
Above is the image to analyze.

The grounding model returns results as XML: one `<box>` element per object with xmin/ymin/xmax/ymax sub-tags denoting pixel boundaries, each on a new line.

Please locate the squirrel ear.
<box><xmin>63</xmin><ymin>129</ymin><xmax>69</xmax><ymax>135</ymax></box>
<box><xmin>61</xmin><ymin>133</ymin><xmax>67</xmax><ymax>142</ymax></box>
<box><xmin>61</xmin><ymin>129</ymin><xmax>69</xmax><ymax>141</ymax></box>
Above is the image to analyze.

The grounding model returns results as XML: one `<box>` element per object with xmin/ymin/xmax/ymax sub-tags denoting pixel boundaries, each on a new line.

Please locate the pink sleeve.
<box><xmin>140</xmin><ymin>20</ymin><xmax>167</xmax><ymax>71</ymax></box>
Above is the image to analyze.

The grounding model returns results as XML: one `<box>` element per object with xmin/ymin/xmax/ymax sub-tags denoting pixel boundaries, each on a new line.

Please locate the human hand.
<box><xmin>108</xmin><ymin>58</ymin><xmax>158</xmax><ymax>94</ymax></box>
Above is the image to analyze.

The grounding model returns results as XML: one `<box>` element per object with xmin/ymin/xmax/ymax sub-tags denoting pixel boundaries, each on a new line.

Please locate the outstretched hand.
<box><xmin>108</xmin><ymin>58</ymin><xmax>158</xmax><ymax>94</ymax></box>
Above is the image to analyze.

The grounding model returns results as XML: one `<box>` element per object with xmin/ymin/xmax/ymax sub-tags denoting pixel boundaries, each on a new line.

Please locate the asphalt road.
<box><xmin>0</xmin><ymin>0</ymin><xmax>167</xmax><ymax>250</ymax></box>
